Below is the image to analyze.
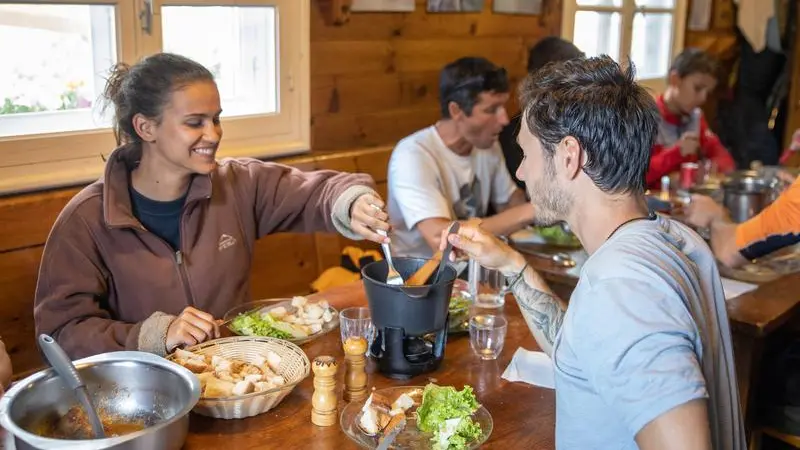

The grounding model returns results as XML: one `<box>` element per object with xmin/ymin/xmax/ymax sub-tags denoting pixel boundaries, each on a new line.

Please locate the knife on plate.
<box><xmin>376</xmin><ymin>414</ymin><xmax>406</xmax><ymax>450</ymax></box>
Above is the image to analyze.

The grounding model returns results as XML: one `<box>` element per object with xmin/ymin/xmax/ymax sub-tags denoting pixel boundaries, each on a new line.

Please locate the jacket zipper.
<box><xmin>138</xmin><ymin>214</ymin><xmax>195</xmax><ymax>308</ymax></box>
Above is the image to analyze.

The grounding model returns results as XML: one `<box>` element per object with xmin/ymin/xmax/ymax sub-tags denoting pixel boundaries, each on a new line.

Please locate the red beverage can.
<box><xmin>680</xmin><ymin>162</ymin><xmax>698</xmax><ymax>189</ymax></box>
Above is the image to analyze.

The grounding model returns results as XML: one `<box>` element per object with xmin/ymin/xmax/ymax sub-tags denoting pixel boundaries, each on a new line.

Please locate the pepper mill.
<box><xmin>343</xmin><ymin>336</ymin><xmax>368</xmax><ymax>402</ymax></box>
<box><xmin>311</xmin><ymin>355</ymin><xmax>339</xmax><ymax>427</ymax></box>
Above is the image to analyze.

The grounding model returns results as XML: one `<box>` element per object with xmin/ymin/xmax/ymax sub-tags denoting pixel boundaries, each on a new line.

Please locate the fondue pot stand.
<box><xmin>361</xmin><ymin>257</ymin><xmax>457</xmax><ymax>379</ymax></box>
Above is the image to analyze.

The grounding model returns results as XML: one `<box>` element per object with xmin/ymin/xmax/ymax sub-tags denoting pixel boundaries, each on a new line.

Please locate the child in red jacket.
<box><xmin>647</xmin><ymin>48</ymin><xmax>736</xmax><ymax>188</ymax></box>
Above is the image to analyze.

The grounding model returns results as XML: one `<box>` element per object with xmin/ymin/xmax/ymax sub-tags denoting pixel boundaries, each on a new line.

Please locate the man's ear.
<box><xmin>132</xmin><ymin>113</ymin><xmax>157</xmax><ymax>143</ymax></box>
<box><xmin>560</xmin><ymin>136</ymin><xmax>582</xmax><ymax>180</ymax></box>
<box><xmin>448</xmin><ymin>101</ymin><xmax>465</xmax><ymax>120</ymax></box>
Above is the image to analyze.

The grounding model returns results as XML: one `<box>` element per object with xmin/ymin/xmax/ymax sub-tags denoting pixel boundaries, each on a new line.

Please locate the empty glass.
<box><xmin>340</xmin><ymin>307</ymin><xmax>375</xmax><ymax>353</ymax></box>
<box><xmin>468</xmin><ymin>259</ymin><xmax>508</xmax><ymax>309</ymax></box>
<box><xmin>469</xmin><ymin>314</ymin><xmax>507</xmax><ymax>360</ymax></box>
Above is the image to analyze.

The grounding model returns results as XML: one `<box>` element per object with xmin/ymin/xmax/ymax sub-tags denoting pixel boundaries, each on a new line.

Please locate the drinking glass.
<box><xmin>468</xmin><ymin>259</ymin><xmax>508</xmax><ymax>309</ymax></box>
<box><xmin>339</xmin><ymin>307</ymin><xmax>375</xmax><ymax>353</ymax></box>
<box><xmin>469</xmin><ymin>314</ymin><xmax>507</xmax><ymax>360</ymax></box>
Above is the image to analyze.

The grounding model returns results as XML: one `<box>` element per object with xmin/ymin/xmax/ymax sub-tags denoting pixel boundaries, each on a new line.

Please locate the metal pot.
<box><xmin>0</xmin><ymin>351</ymin><xmax>200</xmax><ymax>450</ymax></box>
<box><xmin>721</xmin><ymin>170</ymin><xmax>778</xmax><ymax>223</ymax></box>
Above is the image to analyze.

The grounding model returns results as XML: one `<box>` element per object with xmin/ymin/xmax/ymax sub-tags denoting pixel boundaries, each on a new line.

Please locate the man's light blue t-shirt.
<box><xmin>552</xmin><ymin>215</ymin><xmax>745</xmax><ymax>449</ymax></box>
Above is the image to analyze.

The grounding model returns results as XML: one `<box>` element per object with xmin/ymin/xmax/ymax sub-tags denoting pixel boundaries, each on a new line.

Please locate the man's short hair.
<box><xmin>519</xmin><ymin>55</ymin><xmax>659</xmax><ymax>195</ymax></box>
<box><xmin>527</xmin><ymin>36</ymin><xmax>584</xmax><ymax>74</ymax></box>
<box><xmin>439</xmin><ymin>57</ymin><xmax>509</xmax><ymax>118</ymax></box>
<box><xmin>669</xmin><ymin>47</ymin><xmax>719</xmax><ymax>79</ymax></box>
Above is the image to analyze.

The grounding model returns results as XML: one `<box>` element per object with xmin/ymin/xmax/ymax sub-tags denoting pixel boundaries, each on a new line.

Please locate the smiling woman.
<box><xmin>0</xmin><ymin>0</ymin><xmax>309</xmax><ymax>195</ymax></box>
<box><xmin>32</xmin><ymin>52</ymin><xmax>390</xmax><ymax>360</ymax></box>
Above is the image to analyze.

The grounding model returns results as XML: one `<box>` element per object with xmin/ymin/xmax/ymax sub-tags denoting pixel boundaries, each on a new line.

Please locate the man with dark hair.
<box><xmin>442</xmin><ymin>56</ymin><xmax>745</xmax><ymax>449</ymax></box>
<box><xmin>499</xmin><ymin>37</ymin><xmax>584</xmax><ymax>189</ymax></box>
<box><xmin>647</xmin><ymin>47</ymin><xmax>736</xmax><ymax>188</ymax></box>
<box><xmin>387</xmin><ymin>57</ymin><xmax>533</xmax><ymax>258</ymax></box>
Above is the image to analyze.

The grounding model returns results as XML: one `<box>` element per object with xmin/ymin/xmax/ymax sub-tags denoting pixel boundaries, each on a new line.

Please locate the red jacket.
<box><xmin>647</xmin><ymin>95</ymin><xmax>736</xmax><ymax>188</ymax></box>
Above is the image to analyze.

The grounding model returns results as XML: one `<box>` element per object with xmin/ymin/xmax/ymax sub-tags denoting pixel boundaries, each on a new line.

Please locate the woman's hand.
<box><xmin>350</xmin><ymin>193</ymin><xmax>391</xmax><ymax>244</ymax></box>
<box><xmin>166</xmin><ymin>307</ymin><xmax>220</xmax><ymax>352</ymax></box>
<box><xmin>440</xmin><ymin>222</ymin><xmax>526</xmax><ymax>276</ymax></box>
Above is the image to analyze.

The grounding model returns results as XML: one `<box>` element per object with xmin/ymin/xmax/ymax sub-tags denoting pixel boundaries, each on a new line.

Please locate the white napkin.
<box><xmin>721</xmin><ymin>277</ymin><xmax>758</xmax><ymax>300</ymax></box>
<box><xmin>501</xmin><ymin>347</ymin><xmax>555</xmax><ymax>390</ymax></box>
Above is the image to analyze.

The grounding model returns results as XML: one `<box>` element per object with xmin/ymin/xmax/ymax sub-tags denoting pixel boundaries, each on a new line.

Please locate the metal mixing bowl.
<box><xmin>0</xmin><ymin>351</ymin><xmax>200</xmax><ymax>449</ymax></box>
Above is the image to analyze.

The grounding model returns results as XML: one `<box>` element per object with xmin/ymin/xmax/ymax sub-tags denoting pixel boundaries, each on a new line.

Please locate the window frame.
<box><xmin>0</xmin><ymin>0</ymin><xmax>309</xmax><ymax>195</ymax></box>
<box><xmin>561</xmin><ymin>0</ymin><xmax>688</xmax><ymax>93</ymax></box>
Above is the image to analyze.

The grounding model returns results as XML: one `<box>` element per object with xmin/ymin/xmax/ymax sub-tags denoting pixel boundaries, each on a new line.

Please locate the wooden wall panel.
<box><xmin>309</xmin><ymin>0</ymin><xmax>559</xmax><ymax>151</ymax></box>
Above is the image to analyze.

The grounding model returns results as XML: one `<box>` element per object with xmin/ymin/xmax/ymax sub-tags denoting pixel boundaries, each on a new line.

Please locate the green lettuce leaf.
<box><xmin>229</xmin><ymin>311</ymin><xmax>293</xmax><ymax>340</ymax></box>
<box><xmin>416</xmin><ymin>384</ymin><xmax>482</xmax><ymax>450</ymax></box>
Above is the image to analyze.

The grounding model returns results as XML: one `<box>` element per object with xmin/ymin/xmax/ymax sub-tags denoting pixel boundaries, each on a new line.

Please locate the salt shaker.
<box><xmin>311</xmin><ymin>355</ymin><xmax>338</xmax><ymax>427</ymax></box>
<box><xmin>343</xmin><ymin>336</ymin><xmax>368</xmax><ymax>402</ymax></box>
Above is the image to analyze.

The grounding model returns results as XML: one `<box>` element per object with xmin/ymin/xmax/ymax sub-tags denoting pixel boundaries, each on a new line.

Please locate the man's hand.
<box><xmin>0</xmin><ymin>338</ymin><xmax>12</xmax><ymax>394</ymax></box>
<box><xmin>683</xmin><ymin>194</ymin><xmax>728</xmax><ymax>229</ymax></box>
<box><xmin>166</xmin><ymin>307</ymin><xmax>220</xmax><ymax>352</ymax></box>
<box><xmin>439</xmin><ymin>222</ymin><xmax>526</xmax><ymax>275</ymax></box>
<box><xmin>678</xmin><ymin>132</ymin><xmax>700</xmax><ymax>157</ymax></box>
<box><xmin>349</xmin><ymin>193</ymin><xmax>391</xmax><ymax>244</ymax></box>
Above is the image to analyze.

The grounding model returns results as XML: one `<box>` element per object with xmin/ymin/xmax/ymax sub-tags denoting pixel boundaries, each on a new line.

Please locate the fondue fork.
<box><xmin>370</xmin><ymin>204</ymin><xmax>404</xmax><ymax>285</ymax></box>
<box><xmin>378</xmin><ymin>229</ymin><xmax>404</xmax><ymax>285</ymax></box>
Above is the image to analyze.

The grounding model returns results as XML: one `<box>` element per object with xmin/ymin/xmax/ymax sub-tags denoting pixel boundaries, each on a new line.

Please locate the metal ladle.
<box><xmin>38</xmin><ymin>334</ymin><xmax>106</xmax><ymax>439</ymax></box>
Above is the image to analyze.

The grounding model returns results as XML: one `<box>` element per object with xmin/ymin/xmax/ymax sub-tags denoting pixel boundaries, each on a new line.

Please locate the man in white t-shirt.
<box><xmin>387</xmin><ymin>57</ymin><xmax>534</xmax><ymax>258</ymax></box>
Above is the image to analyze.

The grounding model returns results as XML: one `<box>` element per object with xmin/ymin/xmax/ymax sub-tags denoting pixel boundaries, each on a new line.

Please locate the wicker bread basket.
<box><xmin>166</xmin><ymin>336</ymin><xmax>310</xmax><ymax>419</ymax></box>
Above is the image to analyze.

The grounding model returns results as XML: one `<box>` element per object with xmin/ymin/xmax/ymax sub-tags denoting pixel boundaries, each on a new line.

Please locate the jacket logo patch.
<box><xmin>218</xmin><ymin>234</ymin><xmax>237</xmax><ymax>252</ymax></box>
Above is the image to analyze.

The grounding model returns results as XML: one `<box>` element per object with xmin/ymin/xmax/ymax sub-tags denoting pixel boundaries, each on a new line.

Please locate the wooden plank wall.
<box><xmin>309</xmin><ymin>0</ymin><xmax>561</xmax><ymax>151</ymax></box>
<box><xmin>0</xmin><ymin>1</ymin><xmax>559</xmax><ymax>375</ymax></box>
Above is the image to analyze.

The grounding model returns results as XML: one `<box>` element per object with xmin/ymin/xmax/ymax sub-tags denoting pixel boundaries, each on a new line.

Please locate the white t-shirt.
<box><xmin>387</xmin><ymin>126</ymin><xmax>518</xmax><ymax>258</ymax></box>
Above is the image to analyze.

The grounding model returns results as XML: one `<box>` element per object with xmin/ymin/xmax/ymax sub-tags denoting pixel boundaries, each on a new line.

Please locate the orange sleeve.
<box><xmin>735</xmin><ymin>177</ymin><xmax>800</xmax><ymax>258</ymax></box>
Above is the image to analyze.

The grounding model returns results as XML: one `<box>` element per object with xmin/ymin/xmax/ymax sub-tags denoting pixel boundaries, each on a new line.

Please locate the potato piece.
<box><xmin>232</xmin><ymin>380</ymin><xmax>255</xmax><ymax>396</ymax></box>
<box><xmin>253</xmin><ymin>382</ymin><xmax>273</xmax><ymax>393</ymax></box>
<box><xmin>215</xmin><ymin>370</ymin><xmax>236</xmax><ymax>382</ymax></box>
<box><xmin>182</xmin><ymin>359</ymin><xmax>209</xmax><ymax>374</ymax></box>
<box><xmin>318</xmin><ymin>300</ymin><xmax>329</xmax><ymax>309</ymax></box>
<box><xmin>322</xmin><ymin>309</ymin><xmax>333</xmax><ymax>323</ymax></box>
<box><xmin>291</xmin><ymin>296</ymin><xmax>307</xmax><ymax>307</ymax></box>
<box><xmin>240</xmin><ymin>364</ymin><xmax>262</xmax><ymax>376</ymax></box>
<box><xmin>251</xmin><ymin>355</ymin><xmax>267</xmax><ymax>367</ymax></box>
<box><xmin>268</xmin><ymin>306</ymin><xmax>288</xmax><ymax>319</ymax></box>
<box><xmin>174</xmin><ymin>348</ymin><xmax>204</xmax><ymax>362</ymax></box>
<box><xmin>204</xmin><ymin>377</ymin><xmax>235</xmax><ymax>398</ymax></box>
<box><xmin>212</xmin><ymin>356</ymin><xmax>233</xmax><ymax>372</ymax></box>
<box><xmin>310</xmin><ymin>323</ymin><xmax>323</xmax><ymax>334</ymax></box>
<box><xmin>304</xmin><ymin>304</ymin><xmax>324</xmax><ymax>320</ymax></box>
<box><xmin>244</xmin><ymin>374</ymin><xmax>263</xmax><ymax>384</ymax></box>
<box><xmin>266</xmin><ymin>351</ymin><xmax>282</xmax><ymax>372</ymax></box>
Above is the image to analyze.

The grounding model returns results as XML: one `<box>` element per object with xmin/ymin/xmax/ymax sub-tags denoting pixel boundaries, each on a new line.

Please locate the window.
<box><xmin>562</xmin><ymin>0</ymin><xmax>688</xmax><ymax>91</ymax></box>
<box><xmin>0</xmin><ymin>0</ymin><xmax>309</xmax><ymax>195</ymax></box>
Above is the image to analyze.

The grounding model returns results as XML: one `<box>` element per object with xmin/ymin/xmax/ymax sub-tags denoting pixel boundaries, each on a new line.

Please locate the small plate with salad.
<box><xmin>510</xmin><ymin>224</ymin><xmax>582</xmax><ymax>248</ymax></box>
<box><xmin>340</xmin><ymin>383</ymin><xmax>492</xmax><ymax>450</ymax></box>
<box><xmin>222</xmin><ymin>296</ymin><xmax>339</xmax><ymax>345</ymax></box>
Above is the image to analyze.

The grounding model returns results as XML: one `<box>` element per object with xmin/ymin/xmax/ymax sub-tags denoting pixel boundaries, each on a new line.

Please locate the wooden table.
<box><xmin>183</xmin><ymin>282</ymin><xmax>556</xmax><ymax>449</ymax></box>
<box><xmin>514</xmin><ymin>241</ymin><xmax>800</xmax><ymax>443</ymax></box>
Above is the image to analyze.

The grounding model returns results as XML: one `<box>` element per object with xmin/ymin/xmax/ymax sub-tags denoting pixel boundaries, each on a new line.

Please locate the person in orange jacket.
<box><xmin>646</xmin><ymin>48</ymin><xmax>736</xmax><ymax>189</ymax></box>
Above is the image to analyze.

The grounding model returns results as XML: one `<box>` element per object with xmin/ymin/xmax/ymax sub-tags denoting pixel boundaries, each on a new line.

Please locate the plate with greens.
<box><xmin>222</xmin><ymin>296</ymin><xmax>339</xmax><ymax>345</ymax></box>
<box><xmin>510</xmin><ymin>225</ymin><xmax>582</xmax><ymax>248</ymax></box>
<box><xmin>340</xmin><ymin>384</ymin><xmax>492</xmax><ymax>450</ymax></box>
